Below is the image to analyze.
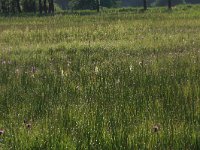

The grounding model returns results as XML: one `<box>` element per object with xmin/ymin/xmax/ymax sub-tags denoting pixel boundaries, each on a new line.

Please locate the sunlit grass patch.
<box><xmin>0</xmin><ymin>5</ymin><xmax>200</xmax><ymax>149</ymax></box>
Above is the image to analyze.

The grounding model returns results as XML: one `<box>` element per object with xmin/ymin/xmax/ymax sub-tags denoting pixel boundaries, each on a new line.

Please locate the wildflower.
<box><xmin>61</xmin><ymin>69</ymin><xmax>64</xmax><ymax>76</ymax></box>
<box><xmin>139</xmin><ymin>60</ymin><xmax>144</xmax><ymax>68</ymax></box>
<box><xmin>95</xmin><ymin>66</ymin><xmax>99</xmax><ymax>74</ymax></box>
<box><xmin>76</xmin><ymin>85</ymin><xmax>81</xmax><ymax>91</ymax></box>
<box><xmin>129</xmin><ymin>65</ymin><xmax>133</xmax><ymax>71</ymax></box>
<box><xmin>0</xmin><ymin>130</ymin><xmax>4</xmax><ymax>135</ymax></box>
<box><xmin>67</xmin><ymin>61</ymin><xmax>71</xmax><ymax>67</ymax></box>
<box><xmin>15</xmin><ymin>69</ymin><xmax>20</xmax><ymax>74</ymax></box>
<box><xmin>116</xmin><ymin>79</ymin><xmax>120</xmax><ymax>84</ymax></box>
<box><xmin>1</xmin><ymin>61</ymin><xmax>6</xmax><ymax>65</ymax></box>
<box><xmin>61</xmin><ymin>69</ymin><xmax>67</xmax><ymax>77</ymax></box>
<box><xmin>7</xmin><ymin>61</ymin><xmax>11</xmax><ymax>65</ymax></box>
<box><xmin>31</xmin><ymin>74</ymin><xmax>35</xmax><ymax>78</ymax></box>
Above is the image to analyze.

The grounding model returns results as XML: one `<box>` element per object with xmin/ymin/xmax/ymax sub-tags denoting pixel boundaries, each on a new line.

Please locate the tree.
<box><xmin>96</xmin><ymin>0</ymin><xmax>99</xmax><ymax>12</ymax></box>
<box><xmin>43</xmin><ymin>0</ymin><xmax>47</xmax><ymax>14</ymax></box>
<box><xmin>68</xmin><ymin>0</ymin><xmax>120</xmax><ymax>10</ymax></box>
<box><xmin>11</xmin><ymin>0</ymin><xmax>16</xmax><ymax>13</ymax></box>
<box><xmin>168</xmin><ymin>0</ymin><xmax>171</xmax><ymax>9</ymax></box>
<box><xmin>143</xmin><ymin>0</ymin><xmax>147</xmax><ymax>10</ymax></box>
<box><xmin>155</xmin><ymin>0</ymin><xmax>186</xmax><ymax>6</ymax></box>
<box><xmin>2</xmin><ymin>0</ymin><xmax>9</xmax><ymax>13</ymax></box>
<box><xmin>16</xmin><ymin>0</ymin><xmax>21</xmax><ymax>13</ymax></box>
<box><xmin>48</xmin><ymin>0</ymin><xmax>55</xmax><ymax>14</ymax></box>
<box><xmin>0</xmin><ymin>0</ymin><xmax>22</xmax><ymax>14</ymax></box>
<box><xmin>186</xmin><ymin>0</ymin><xmax>199</xmax><ymax>3</ymax></box>
<box><xmin>55</xmin><ymin>0</ymin><xmax>69</xmax><ymax>10</ymax></box>
<box><xmin>22</xmin><ymin>0</ymin><xmax>36</xmax><ymax>13</ymax></box>
<box><xmin>39</xmin><ymin>0</ymin><xmax>42</xmax><ymax>14</ymax></box>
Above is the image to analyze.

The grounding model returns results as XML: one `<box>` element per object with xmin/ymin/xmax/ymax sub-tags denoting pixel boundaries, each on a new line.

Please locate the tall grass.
<box><xmin>0</xmin><ymin>5</ymin><xmax>200</xmax><ymax>149</ymax></box>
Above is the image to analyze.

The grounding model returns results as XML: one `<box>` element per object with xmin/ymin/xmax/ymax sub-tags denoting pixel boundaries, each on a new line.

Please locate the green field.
<box><xmin>0</xmin><ymin>5</ymin><xmax>200</xmax><ymax>149</ymax></box>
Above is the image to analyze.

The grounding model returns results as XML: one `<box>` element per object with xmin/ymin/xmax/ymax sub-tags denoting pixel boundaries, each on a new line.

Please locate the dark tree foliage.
<box><xmin>43</xmin><ymin>0</ymin><xmax>47</xmax><ymax>14</ymax></box>
<box><xmin>96</xmin><ymin>0</ymin><xmax>99</xmax><ymax>12</ymax></box>
<box><xmin>55</xmin><ymin>0</ymin><xmax>68</xmax><ymax>9</ymax></box>
<box><xmin>70</xmin><ymin>0</ymin><xmax>119</xmax><ymax>10</ymax></box>
<box><xmin>100</xmin><ymin>0</ymin><xmax>118</xmax><ymax>8</ymax></box>
<box><xmin>11</xmin><ymin>0</ymin><xmax>16</xmax><ymax>13</ymax></box>
<box><xmin>39</xmin><ymin>0</ymin><xmax>42</xmax><ymax>14</ymax></box>
<box><xmin>48</xmin><ymin>0</ymin><xmax>55</xmax><ymax>14</ymax></box>
<box><xmin>73</xmin><ymin>0</ymin><xmax>96</xmax><ymax>10</ymax></box>
<box><xmin>0</xmin><ymin>0</ymin><xmax>21</xmax><ymax>13</ymax></box>
<box><xmin>143</xmin><ymin>0</ymin><xmax>147</xmax><ymax>10</ymax></box>
<box><xmin>22</xmin><ymin>0</ymin><xmax>36</xmax><ymax>13</ymax></box>
<box><xmin>168</xmin><ymin>0</ymin><xmax>172</xmax><ymax>9</ymax></box>
<box><xmin>0</xmin><ymin>0</ymin><xmax>200</xmax><ymax>14</ymax></box>
<box><xmin>155</xmin><ymin>0</ymin><xmax>186</xmax><ymax>6</ymax></box>
<box><xmin>122</xmin><ymin>0</ymin><xmax>154</xmax><ymax>7</ymax></box>
<box><xmin>1</xmin><ymin>0</ymin><xmax>5</xmax><ymax>13</ymax></box>
<box><xmin>186</xmin><ymin>0</ymin><xmax>199</xmax><ymax>3</ymax></box>
<box><xmin>16</xmin><ymin>0</ymin><xmax>21</xmax><ymax>12</ymax></box>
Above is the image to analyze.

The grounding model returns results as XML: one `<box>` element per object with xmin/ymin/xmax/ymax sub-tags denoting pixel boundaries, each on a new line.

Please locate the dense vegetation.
<box><xmin>1</xmin><ymin>0</ymin><xmax>200</xmax><ymax>14</ymax></box>
<box><xmin>0</xmin><ymin>5</ymin><xmax>200</xmax><ymax>150</ymax></box>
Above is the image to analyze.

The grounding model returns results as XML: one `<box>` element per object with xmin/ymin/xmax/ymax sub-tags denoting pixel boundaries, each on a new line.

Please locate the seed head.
<box><xmin>24</xmin><ymin>119</ymin><xmax>32</xmax><ymax>129</ymax></box>
<box><xmin>26</xmin><ymin>123</ymin><xmax>31</xmax><ymax>129</ymax></box>
<box><xmin>152</xmin><ymin>125</ymin><xmax>160</xmax><ymax>133</ymax></box>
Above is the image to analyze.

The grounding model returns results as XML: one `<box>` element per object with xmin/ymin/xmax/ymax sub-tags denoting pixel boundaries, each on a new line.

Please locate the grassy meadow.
<box><xmin>0</xmin><ymin>5</ymin><xmax>200</xmax><ymax>149</ymax></box>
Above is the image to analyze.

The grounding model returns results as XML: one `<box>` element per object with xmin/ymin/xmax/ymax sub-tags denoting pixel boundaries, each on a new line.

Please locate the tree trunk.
<box><xmin>168</xmin><ymin>0</ymin><xmax>172</xmax><ymax>10</ymax></box>
<box><xmin>143</xmin><ymin>0</ymin><xmax>147</xmax><ymax>10</ymax></box>
<box><xmin>44</xmin><ymin>0</ymin><xmax>47</xmax><ymax>14</ymax></box>
<box><xmin>51</xmin><ymin>0</ymin><xmax>54</xmax><ymax>14</ymax></box>
<box><xmin>48</xmin><ymin>0</ymin><xmax>51</xmax><ymax>13</ymax></box>
<box><xmin>33</xmin><ymin>0</ymin><xmax>36</xmax><ymax>13</ymax></box>
<box><xmin>39</xmin><ymin>0</ymin><xmax>42</xmax><ymax>14</ymax></box>
<box><xmin>96</xmin><ymin>0</ymin><xmax>100</xmax><ymax>12</ymax></box>
<box><xmin>11</xmin><ymin>0</ymin><xmax>15</xmax><ymax>13</ymax></box>
<box><xmin>1</xmin><ymin>0</ymin><xmax>5</xmax><ymax>13</ymax></box>
<box><xmin>48</xmin><ymin>0</ymin><xmax>54</xmax><ymax>14</ymax></box>
<box><xmin>2</xmin><ymin>0</ymin><xmax>8</xmax><ymax>13</ymax></box>
<box><xmin>16</xmin><ymin>0</ymin><xmax>21</xmax><ymax>13</ymax></box>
